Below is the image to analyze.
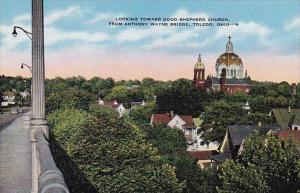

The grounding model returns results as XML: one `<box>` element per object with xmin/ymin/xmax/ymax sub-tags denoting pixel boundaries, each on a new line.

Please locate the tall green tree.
<box><xmin>49</xmin><ymin>106</ymin><xmax>183</xmax><ymax>193</ymax></box>
<box><xmin>218</xmin><ymin>135</ymin><xmax>300</xmax><ymax>193</ymax></box>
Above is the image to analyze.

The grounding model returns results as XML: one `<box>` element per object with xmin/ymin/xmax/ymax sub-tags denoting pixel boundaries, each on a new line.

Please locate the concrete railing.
<box><xmin>34</xmin><ymin>130</ymin><xmax>69</xmax><ymax>193</ymax></box>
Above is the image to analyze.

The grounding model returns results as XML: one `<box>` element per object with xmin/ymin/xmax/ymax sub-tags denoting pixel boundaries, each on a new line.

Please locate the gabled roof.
<box><xmin>276</xmin><ymin>130</ymin><xmax>300</xmax><ymax>145</ymax></box>
<box><xmin>151</xmin><ymin>113</ymin><xmax>195</xmax><ymax>127</ymax></box>
<box><xmin>188</xmin><ymin>150</ymin><xmax>219</xmax><ymax>160</ymax></box>
<box><xmin>227</xmin><ymin>124</ymin><xmax>280</xmax><ymax>146</ymax></box>
<box><xmin>271</xmin><ymin>108</ymin><xmax>300</xmax><ymax>129</ymax></box>
<box><xmin>99</xmin><ymin>100</ymin><xmax>122</xmax><ymax>109</ymax></box>
<box><xmin>228</xmin><ymin>125</ymin><xmax>256</xmax><ymax>146</ymax></box>
<box><xmin>208</xmin><ymin>76</ymin><xmax>251</xmax><ymax>85</ymax></box>
<box><xmin>180</xmin><ymin>115</ymin><xmax>194</xmax><ymax>128</ymax></box>
<box><xmin>152</xmin><ymin>113</ymin><xmax>171</xmax><ymax>124</ymax></box>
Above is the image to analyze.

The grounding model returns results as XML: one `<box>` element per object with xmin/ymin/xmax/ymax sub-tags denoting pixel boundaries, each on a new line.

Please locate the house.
<box><xmin>211</xmin><ymin>124</ymin><xmax>280</xmax><ymax>164</ymax></box>
<box><xmin>1</xmin><ymin>91</ymin><xmax>16</xmax><ymax>106</ymax></box>
<box><xmin>276</xmin><ymin>130</ymin><xmax>300</xmax><ymax>146</ymax></box>
<box><xmin>98</xmin><ymin>99</ymin><xmax>127</xmax><ymax>117</ymax></box>
<box><xmin>130</xmin><ymin>100</ymin><xmax>146</xmax><ymax>108</ymax></box>
<box><xmin>187</xmin><ymin>118</ymin><xmax>219</xmax><ymax>151</ymax></box>
<box><xmin>188</xmin><ymin>150</ymin><xmax>219</xmax><ymax>169</ymax></box>
<box><xmin>150</xmin><ymin>112</ymin><xmax>197</xmax><ymax>144</ymax></box>
<box><xmin>271</xmin><ymin>107</ymin><xmax>300</xmax><ymax>130</ymax></box>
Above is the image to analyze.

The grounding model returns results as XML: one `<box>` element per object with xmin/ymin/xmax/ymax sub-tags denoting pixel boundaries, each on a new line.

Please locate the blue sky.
<box><xmin>0</xmin><ymin>0</ymin><xmax>300</xmax><ymax>82</ymax></box>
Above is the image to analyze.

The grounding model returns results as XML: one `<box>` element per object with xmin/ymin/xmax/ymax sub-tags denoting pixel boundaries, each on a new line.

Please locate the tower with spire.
<box><xmin>193</xmin><ymin>35</ymin><xmax>252</xmax><ymax>94</ymax></box>
<box><xmin>193</xmin><ymin>53</ymin><xmax>206</xmax><ymax>90</ymax></box>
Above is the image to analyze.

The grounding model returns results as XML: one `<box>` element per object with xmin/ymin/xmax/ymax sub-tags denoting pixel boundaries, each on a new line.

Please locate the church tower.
<box><xmin>193</xmin><ymin>54</ymin><xmax>206</xmax><ymax>90</ymax></box>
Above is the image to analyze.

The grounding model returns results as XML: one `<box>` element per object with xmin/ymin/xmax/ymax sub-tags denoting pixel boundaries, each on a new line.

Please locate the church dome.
<box><xmin>216</xmin><ymin>36</ymin><xmax>243</xmax><ymax>66</ymax></box>
<box><xmin>194</xmin><ymin>54</ymin><xmax>205</xmax><ymax>69</ymax></box>
<box><xmin>216</xmin><ymin>52</ymin><xmax>243</xmax><ymax>66</ymax></box>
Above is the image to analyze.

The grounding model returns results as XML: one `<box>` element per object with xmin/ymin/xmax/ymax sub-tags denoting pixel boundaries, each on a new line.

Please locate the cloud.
<box><xmin>144</xmin><ymin>29</ymin><xmax>197</xmax><ymax>48</ymax></box>
<box><xmin>0</xmin><ymin>23</ymin><xmax>31</xmax><ymax>50</ymax></box>
<box><xmin>12</xmin><ymin>14</ymin><xmax>31</xmax><ymax>24</ymax></box>
<box><xmin>115</xmin><ymin>26</ymin><xmax>173</xmax><ymax>42</ymax></box>
<box><xmin>115</xmin><ymin>9</ymin><xmax>210</xmax><ymax>45</ymax></box>
<box><xmin>45</xmin><ymin>6</ymin><xmax>81</xmax><ymax>25</ymax></box>
<box><xmin>45</xmin><ymin>27</ymin><xmax>110</xmax><ymax>45</ymax></box>
<box><xmin>285</xmin><ymin>16</ymin><xmax>300</xmax><ymax>30</ymax></box>
<box><xmin>86</xmin><ymin>12</ymin><xmax>125</xmax><ymax>24</ymax></box>
<box><xmin>215</xmin><ymin>21</ymin><xmax>272</xmax><ymax>39</ymax></box>
<box><xmin>172</xmin><ymin>9</ymin><xmax>209</xmax><ymax>20</ymax></box>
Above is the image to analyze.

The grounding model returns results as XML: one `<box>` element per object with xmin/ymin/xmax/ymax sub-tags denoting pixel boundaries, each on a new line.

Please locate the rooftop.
<box><xmin>271</xmin><ymin>108</ymin><xmax>300</xmax><ymax>129</ymax></box>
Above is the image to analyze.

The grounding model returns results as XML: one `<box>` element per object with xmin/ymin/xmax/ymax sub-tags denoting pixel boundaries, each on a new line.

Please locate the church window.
<box><xmin>231</xmin><ymin>70</ymin><xmax>233</xmax><ymax>76</ymax></box>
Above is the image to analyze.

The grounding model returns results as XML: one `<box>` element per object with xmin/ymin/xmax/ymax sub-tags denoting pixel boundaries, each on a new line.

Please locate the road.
<box><xmin>0</xmin><ymin>113</ymin><xmax>32</xmax><ymax>193</ymax></box>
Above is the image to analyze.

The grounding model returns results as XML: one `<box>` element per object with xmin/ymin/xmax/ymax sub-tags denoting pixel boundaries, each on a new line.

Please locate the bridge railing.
<box><xmin>34</xmin><ymin>130</ymin><xmax>69</xmax><ymax>193</ymax></box>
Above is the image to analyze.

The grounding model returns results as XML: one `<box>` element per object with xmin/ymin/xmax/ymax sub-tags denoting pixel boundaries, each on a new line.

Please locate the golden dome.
<box><xmin>194</xmin><ymin>54</ymin><xmax>205</xmax><ymax>69</ymax></box>
<box><xmin>194</xmin><ymin>61</ymin><xmax>205</xmax><ymax>69</ymax></box>
<box><xmin>216</xmin><ymin>52</ymin><xmax>243</xmax><ymax>66</ymax></box>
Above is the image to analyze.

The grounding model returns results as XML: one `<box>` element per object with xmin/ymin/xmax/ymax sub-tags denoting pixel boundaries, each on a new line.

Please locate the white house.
<box><xmin>98</xmin><ymin>99</ymin><xmax>127</xmax><ymax>117</ymax></box>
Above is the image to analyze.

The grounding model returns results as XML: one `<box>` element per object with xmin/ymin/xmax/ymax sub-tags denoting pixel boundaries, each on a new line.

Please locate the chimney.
<box><xmin>170</xmin><ymin>111</ymin><xmax>174</xmax><ymax>118</ymax></box>
<box><xmin>288</xmin><ymin>106</ymin><xmax>291</xmax><ymax>113</ymax></box>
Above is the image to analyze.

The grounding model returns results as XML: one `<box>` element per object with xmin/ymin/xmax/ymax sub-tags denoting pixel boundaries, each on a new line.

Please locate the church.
<box><xmin>193</xmin><ymin>36</ymin><xmax>251</xmax><ymax>94</ymax></box>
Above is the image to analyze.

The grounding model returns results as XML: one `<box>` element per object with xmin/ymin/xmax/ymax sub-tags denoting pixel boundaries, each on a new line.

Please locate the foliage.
<box><xmin>218</xmin><ymin>135</ymin><xmax>300</xmax><ymax>193</ymax></box>
<box><xmin>46</xmin><ymin>85</ymin><xmax>94</xmax><ymax>113</ymax></box>
<box><xmin>129</xmin><ymin>103</ymin><xmax>155</xmax><ymax>126</ymax></box>
<box><xmin>49</xmin><ymin>107</ymin><xmax>183</xmax><ymax>193</ymax></box>
<box><xmin>218</xmin><ymin>160</ymin><xmax>268</xmax><ymax>193</ymax></box>
<box><xmin>155</xmin><ymin>79</ymin><xmax>223</xmax><ymax>117</ymax></box>
<box><xmin>140</xmin><ymin>124</ymin><xmax>218</xmax><ymax>193</ymax></box>
<box><xmin>202</xmin><ymin>100</ymin><xmax>273</xmax><ymax>142</ymax></box>
<box><xmin>104</xmin><ymin>86</ymin><xmax>144</xmax><ymax>108</ymax></box>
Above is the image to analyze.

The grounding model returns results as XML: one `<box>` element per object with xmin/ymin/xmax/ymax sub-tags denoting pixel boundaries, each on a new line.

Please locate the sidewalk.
<box><xmin>0</xmin><ymin>113</ymin><xmax>32</xmax><ymax>193</ymax></box>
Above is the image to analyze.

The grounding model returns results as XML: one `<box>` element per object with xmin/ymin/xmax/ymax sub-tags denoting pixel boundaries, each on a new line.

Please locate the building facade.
<box><xmin>193</xmin><ymin>36</ymin><xmax>251</xmax><ymax>94</ymax></box>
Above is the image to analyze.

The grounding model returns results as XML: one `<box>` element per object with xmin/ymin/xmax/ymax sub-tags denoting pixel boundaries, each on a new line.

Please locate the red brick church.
<box><xmin>193</xmin><ymin>36</ymin><xmax>251</xmax><ymax>94</ymax></box>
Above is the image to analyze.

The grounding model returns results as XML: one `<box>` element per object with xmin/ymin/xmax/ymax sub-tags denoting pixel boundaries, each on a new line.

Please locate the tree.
<box><xmin>218</xmin><ymin>135</ymin><xmax>300</xmax><ymax>193</ymax></box>
<box><xmin>129</xmin><ymin>103</ymin><xmax>155</xmax><ymax>126</ymax></box>
<box><xmin>276</xmin><ymin>81</ymin><xmax>291</xmax><ymax>97</ymax></box>
<box><xmin>218</xmin><ymin>160</ymin><xmax>268</xmax><ymax>193</ymax></box>
<box><xmin>46</xmin><ymin>86</ymin><xmax>94</xmax><ymax>113</ymax></box>
<box><xmin>202</xmin><ymin>100</ymin><xmax>248</xmax><ymax>142</ymax></box>
<box><xmin>49</xmin><ymin>107</ymin><xmax>183</xmax><ymax>193</ymax></box>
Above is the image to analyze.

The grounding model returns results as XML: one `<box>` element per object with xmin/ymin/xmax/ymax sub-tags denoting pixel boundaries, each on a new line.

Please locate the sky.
<box><xmin>0</xmin><ymin>0</ymin><xmax>300</xmax><ymax>83</ymax></box>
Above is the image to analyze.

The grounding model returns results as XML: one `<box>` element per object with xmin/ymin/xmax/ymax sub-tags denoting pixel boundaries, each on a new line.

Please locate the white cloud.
<box><xmin>45</xmin><ymin>6</ymin><xmax>81</xmax><ymax>25</ymax></box>
<box><xmin>172</xmin><ymin>9</ymin><xmax>209</xmax><ymax>20</ymax></box>
<box><xmin>12</xmin><ymin>14</ymin><xmax>31</xmax><ymax>24</ymax></box>
<box><xmin>215</xmin><ymin>21</ymin><xmax>272</xmax><ymax>39</ymax></box>
<box><xmin>115</xmin><ymin>9</ymin><xmax>210</xmax><ymax>45</ymax></box>
<box><xmin>285</xmin><ymin>16</ymin><xmax>300</xmax><ymax>30</ymax></box>
<box><xmin>45</xmin><ymin>27</ymin><xmax>110</xmax><ymax>45</ymax></box>
<box><xmin>0</xmin><ymin>24</ymin><xmax>31</xmax><ymax>50</ymax></box>
<box><xmin>86</xmin><ymin>13</ymin><xmax>125</xmax><ymax>24</ymax></box>
<box><xmin>144</xmin><ymin>29</ymin><xmax>197</xmax><ymax>48</ymax></box>
<box><xmin>115</xmin><ymin>27</ymin><xmax>173</xmax><ymax>42</ymax></box>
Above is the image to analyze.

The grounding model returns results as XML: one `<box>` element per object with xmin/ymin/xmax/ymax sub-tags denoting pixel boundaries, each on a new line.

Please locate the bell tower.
<box><xmin>193</xmin><ymin>54</ymin><xmax>206</xmax><ymax>90</ymax></box>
